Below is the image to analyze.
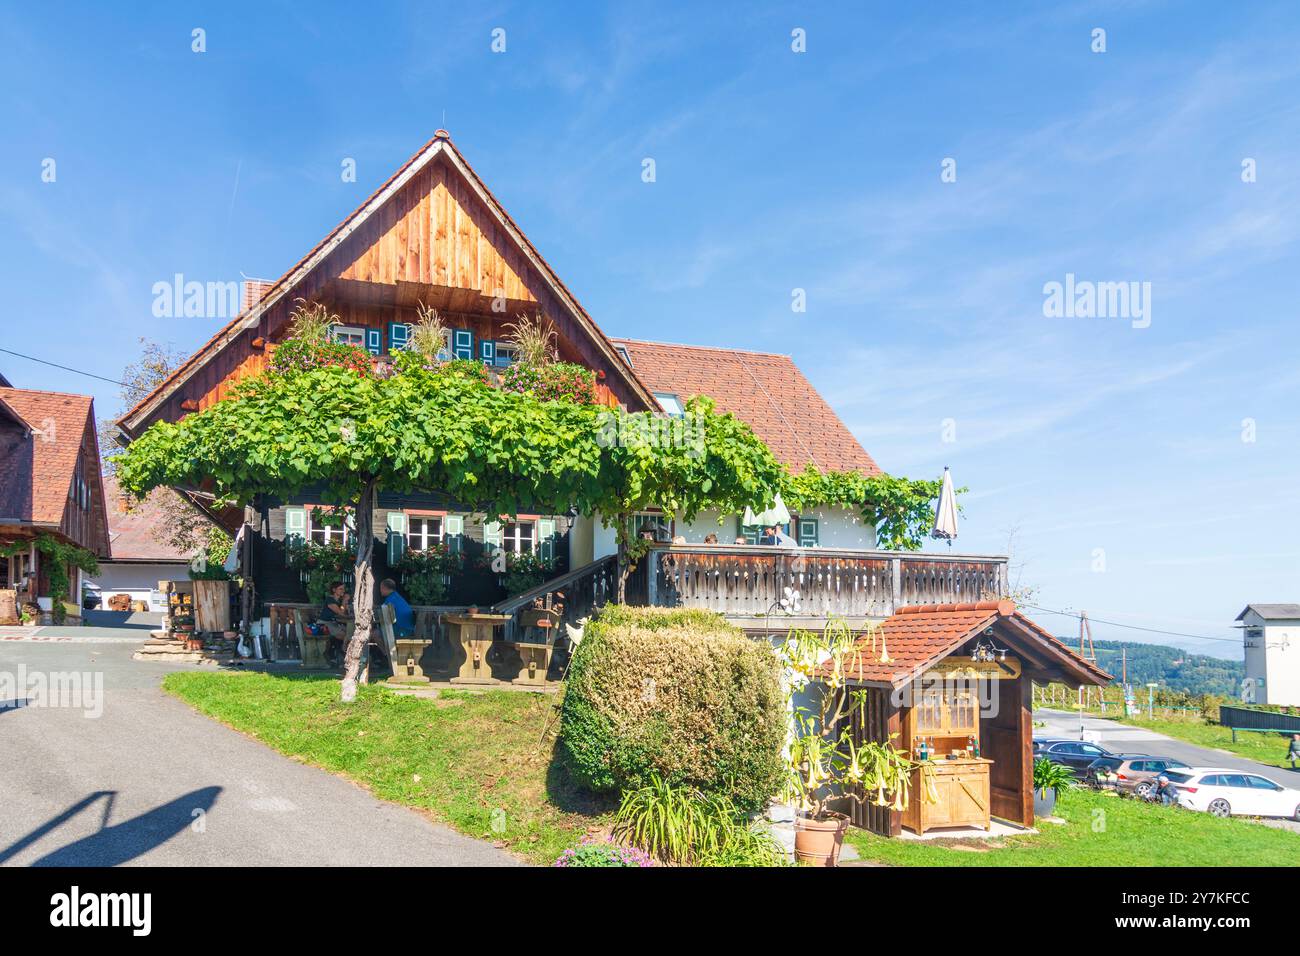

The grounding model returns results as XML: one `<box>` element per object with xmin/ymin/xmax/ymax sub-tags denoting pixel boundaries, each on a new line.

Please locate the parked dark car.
<box><xmin>1033</xmin><ymin>737</ymin><xmax>1115</xmax><ymax>778</ymax></box>
<box><xmin>1084</xmin><ymin>755</ymin><xmax>1190</xmax><ymax>795</ymax></box>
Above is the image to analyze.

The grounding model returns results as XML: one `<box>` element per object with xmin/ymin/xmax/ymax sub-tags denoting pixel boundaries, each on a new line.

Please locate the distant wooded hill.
<box><xmin>1077</xmin><ymin>640</ymin><xmax>1243</xmax><ymax>696</ymax></box>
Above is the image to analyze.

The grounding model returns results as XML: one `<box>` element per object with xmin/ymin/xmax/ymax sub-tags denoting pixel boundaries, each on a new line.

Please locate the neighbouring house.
<box><xmin>110</xmin><ymin>131</ymin><xmax>1108</xmax><ymax>837</ymax></box>
<box><xmin>1236</xmin><ymin>604</ymin><xmax>1300</xmax><ymax>706</ymax></box>
<box><xmin>0</xmin><ymin>385</ymin><xmax>110</xmax><ymax>623</ymax></box>
<box><xmin>88</xmin><ymin>475</ymin><xmax>197</xmax><ymax>613</ymax></box>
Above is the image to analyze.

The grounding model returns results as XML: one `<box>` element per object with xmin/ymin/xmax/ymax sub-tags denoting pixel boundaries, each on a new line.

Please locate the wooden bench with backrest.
<box><xmin>380</xmin><ymin>602</ymin><xmax>432</xmax><ymax>683</ymax></box>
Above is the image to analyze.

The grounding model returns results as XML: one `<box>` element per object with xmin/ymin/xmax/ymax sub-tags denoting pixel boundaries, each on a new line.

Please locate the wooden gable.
<box><xmin>119</xmin><ymin>132</ymin><xmax>656</xmax><ymax>436</ymax></box>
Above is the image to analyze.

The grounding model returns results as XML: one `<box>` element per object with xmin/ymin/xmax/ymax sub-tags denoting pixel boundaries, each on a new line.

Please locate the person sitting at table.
<box><xmin>379</xmin><ymin>578</ymin><xmax>415</xmax><ymax>638</ymax></box>
<box><xmin>773</xmin><ymin>524</ymin><xmax>798</xmax><ymax>547</ymax></box>
<box><xmin>319</xmin><ymin>581</ymin><xmax>351</xmax><ymax>665</ymax></box>
<box><xmin>703</xmin><ymin>533</ymin><xmax>718</xmax><ymax>544</ymax></box>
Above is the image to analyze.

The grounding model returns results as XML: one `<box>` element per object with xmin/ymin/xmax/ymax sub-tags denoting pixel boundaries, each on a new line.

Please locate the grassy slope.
<box><xmin>845</xmin><ymin>786</ymin><xmax>1297</xmax><ymax>866</ymax></box>
<box><xmin>162</xmin><ymin>671</ymin><xmax>614</xmax><ymax>865</ymax></box>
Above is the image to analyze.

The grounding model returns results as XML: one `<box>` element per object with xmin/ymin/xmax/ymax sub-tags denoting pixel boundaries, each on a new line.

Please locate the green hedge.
<box><xmin>561</xmin><ymin>605</ymin><xmax>785</xmax><ymax>812</ymax></box>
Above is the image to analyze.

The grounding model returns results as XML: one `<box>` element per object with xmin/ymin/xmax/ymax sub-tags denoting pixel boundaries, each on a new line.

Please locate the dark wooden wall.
<box><xmin>847</xmin><ymin>687</ymin><xmax>903</xmax><ymax>837</ymax></box>
<box><xmin>981</xmin><ymin>675</ymin><xmax>1033</xmax><ymax>825</ymax></box>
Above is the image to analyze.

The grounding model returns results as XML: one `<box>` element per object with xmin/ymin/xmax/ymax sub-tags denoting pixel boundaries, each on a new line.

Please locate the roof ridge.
<box><xmin>0</xmin><ymin>386</ymin><xmax>94</xmax><ymax>403</ymax></box>
<box><xmin>609</xmin><ymin>337</ymin><xmax>793</xmax><ymax>359</ymax></box>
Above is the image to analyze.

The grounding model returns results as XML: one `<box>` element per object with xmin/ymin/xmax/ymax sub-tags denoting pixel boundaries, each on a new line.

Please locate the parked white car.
<box><xmin>1165</xmin><ymin>767</ymin><xmax>1300</xmax><ymax>820</ymax></box>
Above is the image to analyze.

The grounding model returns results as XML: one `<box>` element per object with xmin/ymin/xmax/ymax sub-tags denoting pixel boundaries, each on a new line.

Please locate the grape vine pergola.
<box><xmin>115</xmin><ymin>351</ymin><xmax>787</xmax><ymax>701</ymax></box>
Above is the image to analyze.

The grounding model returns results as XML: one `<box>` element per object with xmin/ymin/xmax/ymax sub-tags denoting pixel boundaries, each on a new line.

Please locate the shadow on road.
<box><xmin>0</xmin><ymin>787</ymin><xmax>221</xmax><ymax>866</ymax></box>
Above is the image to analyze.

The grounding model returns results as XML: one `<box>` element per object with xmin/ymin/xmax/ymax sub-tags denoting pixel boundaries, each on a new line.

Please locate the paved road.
<box><xmin>1035</xmin><ymin>708</ymin><xmax>1299</xmax><ymax>788</ymax></box>
<box><xmin>0</xmin><ymin>633</ymin><xmax>517</xmax><ymax>866</ymax></box>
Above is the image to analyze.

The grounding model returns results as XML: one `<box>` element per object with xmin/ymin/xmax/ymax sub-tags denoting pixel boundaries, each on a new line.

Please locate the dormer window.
<box><xmin>654</xmin><ymin>392</ymin><xmax>684</xmax><ymax>417</ymax></box>
<box><xmin>615</xmin><ymin>345</ymin><xmax>633</xmax><ymax>366</ymax></box>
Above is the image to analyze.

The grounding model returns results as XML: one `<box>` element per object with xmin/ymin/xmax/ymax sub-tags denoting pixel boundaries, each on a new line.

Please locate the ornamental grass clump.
<box><xmin>560</xmin><ymin>604</ymin><xmax>785</xmax><ymax>812</ymax></box>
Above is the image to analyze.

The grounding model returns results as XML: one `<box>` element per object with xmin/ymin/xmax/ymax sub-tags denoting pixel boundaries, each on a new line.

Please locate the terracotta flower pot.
<box><xmin>793</xmin><ymin>811</ymin><xmax>850</xmax><ymax>867</ymax></box>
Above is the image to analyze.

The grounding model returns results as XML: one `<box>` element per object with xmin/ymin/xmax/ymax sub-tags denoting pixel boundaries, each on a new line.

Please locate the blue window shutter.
<box><xmin>444</xmin><ymin>514</ymin><xmax>464</xmax><ymax>554</ymax></box>
<box><xmin>480</xmin><ymin>339</ymin><xmax>495</xmax><ymax>365</ymax></box>
<box><xmin>365</xmin><ymin>328</ymin><xmax>382</xmax><ymax>355</ymax></box>
<box><xmin>284</xmin><ymin>507</ymin><xmax>306</xmax><ymax>546</ymax></box>
<box><xmin>798</xmin><ymin>517</ymin><xmax>819</xmax><ymax>547</ymax></box>
<box><xmin>453</xmin><ymin>329</ymin><xmax>474</xmax><ymax>360</ymax></box>
<box><xmin>386</xmin><ymin>512</ymin><xmax>407</xmax><ymax>566</ymax></box>
<box><xmin>538</xmin><ymin>518</ymin><xmax>557</xmax><ymax>562</ymax></box>
<box><xmin>387</xmin><ymin>322</ymin><xmax>411</xmax><ymax>353</ymax></box>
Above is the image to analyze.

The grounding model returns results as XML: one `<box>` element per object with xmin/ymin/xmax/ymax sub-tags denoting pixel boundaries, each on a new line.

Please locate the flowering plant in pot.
<box><xmin>778</xmin><ymin>620</ymin><xmax>931</xmax><ymax>866</ymax></box>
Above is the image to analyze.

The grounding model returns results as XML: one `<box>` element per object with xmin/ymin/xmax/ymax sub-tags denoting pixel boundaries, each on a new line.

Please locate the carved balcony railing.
<box><xmin>643</xmin><ymin>545</ymin><xmax>1009</xmax><ymax>628</ymax></box>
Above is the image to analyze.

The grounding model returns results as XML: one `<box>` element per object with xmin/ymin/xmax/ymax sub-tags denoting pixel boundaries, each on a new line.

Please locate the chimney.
<box><xmin>242</xmin><ymin>278</ymin><xmax>276</xmax><ymax>314</ymax></box>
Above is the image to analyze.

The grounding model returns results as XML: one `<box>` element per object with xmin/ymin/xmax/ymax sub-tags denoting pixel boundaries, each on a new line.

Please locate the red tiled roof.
<box><xmin>101</xmin><ymin>474</ymin><xmax>194</xmax><ymax>562</ymax></box>
<box><xmin>608</xmin><ymin>338</ymin><xmax>880</xmax><ymax>474</ymax></box>
<box><xmin>816</xmin><ymin>601</ymin><xmax>1111</xmax><ymax>687</ymax></box>
<box><xmin>0</xmin><ymin>387</ymin><xmax>96</xmax><ymax>526</ymax></box>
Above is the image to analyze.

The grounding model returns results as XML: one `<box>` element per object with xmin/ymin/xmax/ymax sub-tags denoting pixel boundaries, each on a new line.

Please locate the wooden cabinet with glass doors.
<box><xmin>901</xmin><ymin>686</ymin><xmax>991</xmax><ymax>833</ymax></box>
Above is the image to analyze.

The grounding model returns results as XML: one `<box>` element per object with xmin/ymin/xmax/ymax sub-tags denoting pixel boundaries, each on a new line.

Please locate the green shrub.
<box><xmin>584</xmin><ymin>604</ymin><xmax>737</xmax><ymax>635</ymax></box>
<box><xmin>561</xmin><ymin>604</ymin><xmax>785</xmax><ymax>812</ymax></box>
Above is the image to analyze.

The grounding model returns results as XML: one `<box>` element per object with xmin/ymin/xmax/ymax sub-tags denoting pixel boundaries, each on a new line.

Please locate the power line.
<box><xmin>0</xmin><ymin>347</ymin><xmax>145</xmax><ymax>394</ymax></box>
<box><xmin>1023</xmin><ymin>602</ymin><xmax>1240</xmax><ymax>646</ymax></box>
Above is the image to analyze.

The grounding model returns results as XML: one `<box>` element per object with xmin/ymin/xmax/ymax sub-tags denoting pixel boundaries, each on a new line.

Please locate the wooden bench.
<box><xmin>293</xmin><ymin>610</ymin><xmax>331</xmax><ymax>670</ymax></box>
<box><xmin>506</xmin><ymin>606</ymin><xmax>560</xmax><ymax>687</ymax></box>
<box><xmin>380</xmin><ymin>603</ymin><xmax>432</xmax><ymax>683</ymax></box>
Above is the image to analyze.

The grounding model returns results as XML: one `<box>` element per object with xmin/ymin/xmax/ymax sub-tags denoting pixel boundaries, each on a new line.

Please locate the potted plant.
<box><xmin>1033</xmin><ymin>757</ymin><xmax>1074</xmax><ymax>818</ymax></box>
<box><xmin>778</xmin><ymin>621</ymin><xmax>933</xmax><ymax>866</ymax></box>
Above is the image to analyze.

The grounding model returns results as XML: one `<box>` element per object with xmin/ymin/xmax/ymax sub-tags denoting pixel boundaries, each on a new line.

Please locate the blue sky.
<box><xmin>3</xmin><ymin>1</ymin><xmax>1298</xmax><ymax>659</ymax></box>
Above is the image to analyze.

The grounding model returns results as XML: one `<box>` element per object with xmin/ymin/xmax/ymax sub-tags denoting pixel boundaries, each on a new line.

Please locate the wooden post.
<box><xmin>889</xmin><ymin>556</ymin><xmax>902</xmax><ymax>612</ymax></box>
<box><xmin>645</xmin><ymin>549</ymin><xmax>659</xmax><ymax>607</ymax></box>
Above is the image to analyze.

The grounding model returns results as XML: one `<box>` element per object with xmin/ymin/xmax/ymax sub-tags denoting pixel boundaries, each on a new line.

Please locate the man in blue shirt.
<box><xmin>379</xmin><ymin>578</ymin><xmax>415</xmax><ymax>638</ymax></box>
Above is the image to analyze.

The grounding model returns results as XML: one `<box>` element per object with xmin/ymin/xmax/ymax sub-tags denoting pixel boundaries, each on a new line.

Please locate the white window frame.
<box><xmin>308</xmin><ymin>509</ymin><xmax>352</xmax><ymax>546</ymax></box>
<box><xmin>654</xmin><ymin>392</ymin><xmax>684</xmax><ymax>417</ymax></box>
<box><xmin>331</xmin><ymin>325</ymin><xmax>367</xmax><ymax>349</ymax></box>
<box><xmin>407</xmin><ymin>514</ymin><xmax>444</xmax><ymax>552</ymax></box>
<box><xmin>502</xmin><ymin>519</ymin><xmax>537</xmax><ymax>554</ymax></box>
<box><xmin>493</xmin><ymin>342</ymin><xmax>520</xmax><ymax>367</ymax></box>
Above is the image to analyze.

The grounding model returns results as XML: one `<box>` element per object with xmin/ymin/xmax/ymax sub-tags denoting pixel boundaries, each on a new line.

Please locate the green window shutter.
<box><xmin>445</xmin><ymin>514</ymin><xmax>465</xmax><ymax>554</ymax></box>
<box><xmin>453</xmin><ymin>329</ymin><xmax>474</xmax><ymax>360</ymax></box>
<box><xmin>538</xmin><ymin>518</ymin><xmax>556</xmax><ymax>562</ymax></box>
<box><xmin>798</xmin><ymin>517</ymin><xmax>819</xmax><ymax>547</ymax></box>
<box><xmin>737</xmin><ymin>515</ymin><xmax>761</xmax><ymax>544</ymax></box>
<box><xmin>482</xmin><ymin>519</ymin><xmax>502</xmax><ymax>551</ymax></box>
<box><xmin>386</xmin><ymin>512</ymin><xmax>407</xmax><ymax>565</ymax></box>
<box><xmin>480</xmin><ymin>339</ymin><xmax>495</xmax><ymax>365</ymax></box>
<box><xmin>284</xmin><ymin>507</ymin><xmax>306</xmax><ymax>546</ymax></box>
<box><xmin>366</xmin><ymin>328</ymin><xmax>382</xmax><ymax>355</ymax></box>
<box><xmin>387</xmin><ymin>322</ymin><xmax>412</xmax><ymax>353</ymax></box>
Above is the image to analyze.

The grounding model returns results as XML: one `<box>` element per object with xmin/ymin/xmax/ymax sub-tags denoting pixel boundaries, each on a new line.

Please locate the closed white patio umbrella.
<box><xmin>743</xmin><ymin>493</ymin><xmax>791</xmax><ymax>528</ymax></box>
<box><xmin>931</xmin><ymin>466</ymin><xmax>958</xmax><ymax>545</ymax></box>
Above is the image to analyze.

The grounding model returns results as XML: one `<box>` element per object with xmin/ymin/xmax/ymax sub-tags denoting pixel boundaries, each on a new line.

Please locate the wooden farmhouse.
<box><xmin>112</xmin><ymin>131</ymin><xmax>1109</xmax><ymax>835</ymax></box>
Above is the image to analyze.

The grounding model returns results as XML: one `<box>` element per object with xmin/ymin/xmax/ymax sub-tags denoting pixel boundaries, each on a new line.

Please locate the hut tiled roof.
<box><xmin>816</xmin><ymin>601</ymin><xmax>1112</xmax><ymax>688</ymax></box>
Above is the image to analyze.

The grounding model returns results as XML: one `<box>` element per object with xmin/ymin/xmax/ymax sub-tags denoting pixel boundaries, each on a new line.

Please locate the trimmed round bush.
<box><xmin>560</xmin><ymin>605</ymin><xmax>785</xmax><ymax>812</ymax></box>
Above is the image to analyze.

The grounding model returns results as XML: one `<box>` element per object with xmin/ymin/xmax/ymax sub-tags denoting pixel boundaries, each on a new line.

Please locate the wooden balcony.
<box><xmin>641</xmin><ymin>544</ymin><xmax>1010</xmax><ymax>631</ymax></box>
<box><xmin>491</xmin><ymin>545</ymin><xmax>1009</xmax><ymax>640</ymax></box>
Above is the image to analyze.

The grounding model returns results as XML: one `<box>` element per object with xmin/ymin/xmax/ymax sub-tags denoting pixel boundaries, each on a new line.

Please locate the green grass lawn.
<box><xmin>162</xmin><ymin>670</ymin><xmax>614</xmax><ymax>865</ymax></box>
<box><xmin>844</xmin><ymin>786</ymin><xmax>1297</xmax><ymax>866</ymax></box>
